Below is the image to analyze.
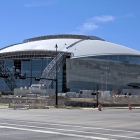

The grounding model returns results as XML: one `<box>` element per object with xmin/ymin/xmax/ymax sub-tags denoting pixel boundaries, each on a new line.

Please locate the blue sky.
<box><xmin>0</xmin><ymin>0</ymin><xmax>140</xmax><ymax>51</ymax></box>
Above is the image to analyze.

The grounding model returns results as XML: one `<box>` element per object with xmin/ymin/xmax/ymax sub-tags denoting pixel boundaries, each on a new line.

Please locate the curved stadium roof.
<box><xmin>0</xmin><ymin>34</ymin><xmax>140</xmax><ymax>58</ymax></box>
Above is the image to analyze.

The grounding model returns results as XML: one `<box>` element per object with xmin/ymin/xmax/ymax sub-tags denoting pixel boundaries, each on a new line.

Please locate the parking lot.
<box><xmin>0</xmin><ymin>107</ymin><xmax>140</xmax><ymax>140</ymax></box>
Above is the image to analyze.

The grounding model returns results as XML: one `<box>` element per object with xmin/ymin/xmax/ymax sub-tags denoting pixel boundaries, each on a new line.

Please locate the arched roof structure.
<box><xmin>0</xmin><ymin>34</ymin><xmax>140</xmax><ymax>58</ymax></box>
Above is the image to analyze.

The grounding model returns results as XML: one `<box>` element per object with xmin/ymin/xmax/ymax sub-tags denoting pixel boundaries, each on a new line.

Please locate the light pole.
<box><xmin>55</xmin><ymin>44</ymin><xmax>58</xmax><ymax>108</ymax></box>
<box><xmin>106</xmin><ymin>67</ymin><xmax>108</xmax><ymax>91</ymax></box>
<box><xmin>96</xmin><ymin>85</ymin><xmax>99</xmax><ymax>107</ymax></box>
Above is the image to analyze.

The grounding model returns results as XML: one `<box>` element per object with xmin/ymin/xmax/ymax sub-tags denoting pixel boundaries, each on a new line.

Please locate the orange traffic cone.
<box><xmin>128</xmin><ymin>104</ymin><xmax>132</xmax><ymax>110</ymax></box>
<box><xmin>98</xmin><ymin>104</ymin><xmax>102</xmax><ymax>111</ymax></box>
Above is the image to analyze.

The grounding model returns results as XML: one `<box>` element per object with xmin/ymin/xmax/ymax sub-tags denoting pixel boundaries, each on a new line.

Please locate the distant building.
<box><xmin>0</xmin><ymin>34</ymin><xmax>140</xmax><ymax>94</ymax></box>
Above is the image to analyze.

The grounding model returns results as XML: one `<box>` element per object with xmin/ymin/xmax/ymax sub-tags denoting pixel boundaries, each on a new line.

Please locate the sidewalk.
<box><xmin>81</xmin><ymin>106</ymin><xmax>140</xmax><ymax>110</ymax></box>
<box><xmin>0</xmin><ymin>105</ymin><xmax>140</xmax><ymax>110</ymax></box>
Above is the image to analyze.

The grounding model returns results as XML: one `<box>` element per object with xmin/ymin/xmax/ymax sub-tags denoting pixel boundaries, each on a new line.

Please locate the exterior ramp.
<box><xmin>39</xmin><ymin>52</ymin><xmax>64</xmax><ymax>88</ymax></box>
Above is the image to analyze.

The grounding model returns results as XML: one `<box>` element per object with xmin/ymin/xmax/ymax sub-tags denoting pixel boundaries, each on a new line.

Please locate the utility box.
<box><xmin>101</xmin><ymin>91</ymin><xmax>110</xmax><ymax>98</ymax></box>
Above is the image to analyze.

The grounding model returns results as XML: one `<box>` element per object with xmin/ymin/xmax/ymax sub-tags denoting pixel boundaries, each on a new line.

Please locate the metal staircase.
<box><xmin>39</xmin><ymin>52</ymin><xmax>65</xmax><ymax>88</ymax></box>
<box><xmin>0</xmin><ymin>61</ymin><xmax>17</xmax><ymax>91</ymax></box>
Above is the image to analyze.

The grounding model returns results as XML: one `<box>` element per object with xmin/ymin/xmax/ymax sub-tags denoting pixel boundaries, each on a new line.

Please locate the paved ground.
<box><xmin>0</xmin><ymin>107</ymin><xmax>140</xmax><ymax>140</ymax></box>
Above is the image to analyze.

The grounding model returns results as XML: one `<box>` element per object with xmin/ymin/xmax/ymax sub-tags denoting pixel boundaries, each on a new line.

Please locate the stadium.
<box><xmin>0</xmin><ymin>34</ymin><xmax>140</xmax><ymax>95</ymax></box>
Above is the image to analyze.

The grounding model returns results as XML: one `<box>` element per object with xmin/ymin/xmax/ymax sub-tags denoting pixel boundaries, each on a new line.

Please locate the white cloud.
<box><xmin>24</xmin><ymin>0</ymin><xmax>57</xmax><ymax>7</ymax></box>
<box><xmin>77</xmin><ymin>22</ymin><xmax>98</xmax><ymax>33</ymax></box>
<box><xmin>90</xmin><ymin>15</ymin><xmax>115</xmax><ymax>23</ymax></box>
<box><xmin>75</xmin><ymin>15</ymin><xmax>115</xmax><ymax>34</ymax></box>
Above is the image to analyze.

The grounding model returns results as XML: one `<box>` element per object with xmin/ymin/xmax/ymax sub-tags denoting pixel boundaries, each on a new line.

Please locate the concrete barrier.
<box><xmin>10</xmin><ymin>99</ymin><xmax>48</xmax><ymax>109</ymax></box>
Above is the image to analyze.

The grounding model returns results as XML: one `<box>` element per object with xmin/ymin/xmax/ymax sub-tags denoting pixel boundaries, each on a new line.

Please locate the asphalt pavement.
<box><xmin>0</xmin><ymin>107</ymin><xmax>140</xmax><ymax>140</ymax></box>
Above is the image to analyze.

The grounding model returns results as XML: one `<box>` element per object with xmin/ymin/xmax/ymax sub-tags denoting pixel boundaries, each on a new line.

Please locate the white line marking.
<box><xmin>35</xmin><ymin>115</ymin><xmax>81</xmax><ymax>119</ymax></box>
<box><xmin>0</xmin><ymin>125</ymin><xmax>112</xmax><ymax>140</ymax></box>
<box><xmin>11</xmin><ymin>119</ymin><xmax>140</xmax><ymax>134</ymax></box>
<box><xmin>1</xmin><ymin>123</ymin><xmax>140</xmax><ymax>139</ymax></box>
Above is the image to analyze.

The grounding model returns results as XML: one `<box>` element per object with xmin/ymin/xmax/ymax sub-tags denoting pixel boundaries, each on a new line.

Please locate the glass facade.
<box><xmin>0</xmin><ymin>58</ymin><xmax>63</xmax><ymax>92</ymax></box>
<box><xmin>66</xmin><ymin>58</ymin><xmax>140</xmax><ymax>93</ymax></box>
<box><xmin>0</xmin><ymin>60</ymin><xmax>14</xmax><ymax>90</ymax></box>
<box><xmin>1</xmin><ymin>54</ymin><xmax>140</xmax><ymax>94</ymax></box>
<box><xmin>21</xmin><ymin>60</ymin><xmax>31</xmax><ymax>88</ymax></box>
<box><xmin>81</xmin><ymin>55</ymin><xmax>140</xmax><ymax>64</ymax></box>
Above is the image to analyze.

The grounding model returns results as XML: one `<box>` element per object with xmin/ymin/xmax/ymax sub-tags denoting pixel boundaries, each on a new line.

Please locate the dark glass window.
<box><xmin>129</xmin><ymin>56</ymin><xmax>140</xmax><ymax>64</ymax></box>
<box><xmin>21</xmin><ymin>60</ymin><xmax>31</xmax><ymax>87</ymax></box>
<box><xmin>97</xmin><ymin>56</ymin><xmax>108</xmax><ymax>60</ymax></box>
<box><xmin>5</xmin><ymin>60</ymin><xmax>13</xmax><ymax>72</ymax></box>
<box><xmin>108</xmin><ymin>56</ymin><xmax>118</xmax><ymax>61</ymax></box>
<box><xmin>118</xmin><ymin>56</ymin><xmax>129</xmax><ymax>62</ymax></box>
<box><xmin>81</xmin><ymin>55</ymin><xmax>140</xmax><ymax>65</ymax></box>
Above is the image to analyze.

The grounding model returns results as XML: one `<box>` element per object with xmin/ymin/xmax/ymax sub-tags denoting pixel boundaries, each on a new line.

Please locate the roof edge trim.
<box><xmin>23</xmin><ymin>34</ymin><xmax>105</xmax><ymax>43</ymax></box>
